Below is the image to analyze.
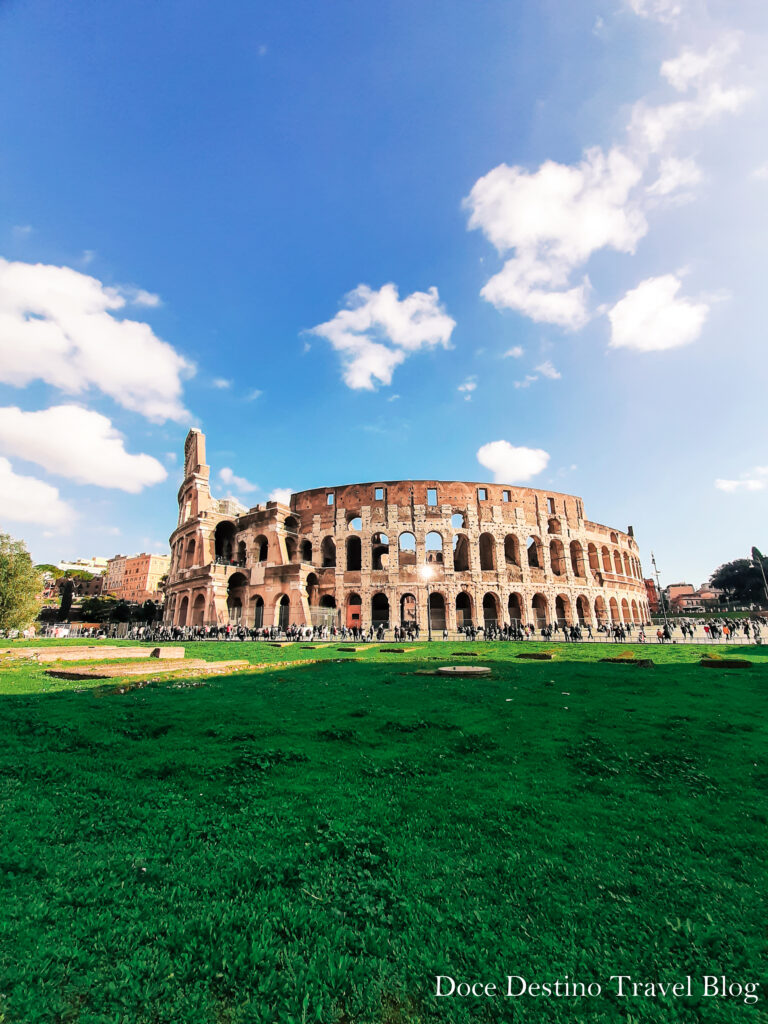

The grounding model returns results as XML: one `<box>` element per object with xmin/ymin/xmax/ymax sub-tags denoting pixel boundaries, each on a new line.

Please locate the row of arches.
<box><xmin>173</xmin><ymin>522</ymin><xmax>643</xmax><ymax>583</ymax></box>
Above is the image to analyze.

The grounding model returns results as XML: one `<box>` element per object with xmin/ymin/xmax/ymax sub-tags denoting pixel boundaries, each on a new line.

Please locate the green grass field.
<box><xmin>1</xmin><ymin>640</ymin><xmax>766</xmax><ymax>1023</ymax></box>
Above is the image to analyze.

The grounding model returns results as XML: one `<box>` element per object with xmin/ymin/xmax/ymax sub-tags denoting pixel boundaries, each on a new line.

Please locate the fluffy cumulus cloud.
<box><xmin>308</xmin><ymin>283</ymin><xmax>455</xmax><ymax>389</ymax></box>
<box><xmin>0</xmin><ymin>456</ymin><xmax>73</xmax><ymax>527</ymax></box>
<box><xmin>0</xmin><ymin>405</ymin><xmax>168</xmax><ymax>492</ymax></box>
<box><xmin>476</xmin><ymin>440</ymin><xmax>550</xmax><ymax>483</ymax></box>
<box><xmin>715</xmin><ymin>468</ymin><xmax>768</xmax><ymax>493</ymax></box>
<box><xmin>0</xmin><ymin>259</ymin><xmax>194</xmax><ymax>421</ymax></box>
<box><xmin>608</xmin><ymin>274</ymin><xmax>709</xmax><ymax>351</ymax></box>
<box><xmin>268</xmin><ymin>487</ymin><xmax>293</xmax><ymax>505</ymax></box>
<box><xmin>465</xmin><ymin>147</ymin><xmax>645</xmax><ymax>329</ymax></box>
<box><xmin>219</xmin><ymin>466</ymin><xmax>258</xmax><ymax>494</ymax></box>
<box><xmin>465</xmin><ymin>24</ymin><xmax>750</xmax><ymax>340</ymax></box>
<box><xmin>535</xmin><ymin>360</ymin><xmax>561</xmax><ymax>379</ymax></box>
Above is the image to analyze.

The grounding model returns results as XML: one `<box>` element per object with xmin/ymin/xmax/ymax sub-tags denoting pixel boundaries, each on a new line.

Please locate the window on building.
<box><xmin>326</xmin><ymin>493</ymin><xmax>334</xmax><ymax>505</ymax></box>
<box><xmin>547</xmin><ymin>497</ymin><xmax>555</xmax><ymax>514</ymax></box>
<box><xmin>502</xmin><ymin>490</ymin><xmax>510</xmax><ymax>502</ymax></box>
<box><xmin>375</xmin><ymin>486</ymin><xmax>385</xmax><ymax>501</ymax></box>
<box><xmin>478</xmin><ymin>487</ymin><xmax>487</xmax><ymax>501</ymax></box>
<box><xmin>427</xmin><ymin>488</ymin><xmax>437</xmax><ymax>506</ymax></box>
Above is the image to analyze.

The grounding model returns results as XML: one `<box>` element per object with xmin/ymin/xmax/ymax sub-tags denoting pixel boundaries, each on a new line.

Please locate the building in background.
<box><xmin>644</xmin><ymin>578</ymin><xmax>660</xmax><ymax>615</ymax></box>
<box><xmin>56</xmin><ymin>556</ymin><xmax>109</xmax><ymax>574</ymax></box>
<box><xmin>105</xmin><ymin>553</ymin><xmax>170</xmax><ymax>603</ymax></box>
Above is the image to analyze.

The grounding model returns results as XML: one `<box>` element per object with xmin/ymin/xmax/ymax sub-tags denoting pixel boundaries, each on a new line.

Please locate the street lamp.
<box><xmin>651</xmin><ymin>551</ymin><xmax>669</xmax><ymax>630</ymax></box>
<box><xmin>419</xmin><ymin>563</ymin><xmax>434</xmax><ymax>641</ymax></box>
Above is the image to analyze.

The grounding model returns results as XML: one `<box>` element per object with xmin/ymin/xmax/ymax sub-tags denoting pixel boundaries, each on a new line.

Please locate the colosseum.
<box><xmin>164</xmin><ymin>429</ymin><xmax>651</xmax><ymax>632</ymax></box>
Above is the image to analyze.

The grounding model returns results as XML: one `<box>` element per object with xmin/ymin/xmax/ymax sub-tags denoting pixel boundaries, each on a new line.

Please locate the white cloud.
<box><xmin>715</xmin><ymin>468</ymin><xmax>768</xmax><ymax>493</ymax></box>
<box><xmin>751</xmin><ymin>163</ymin><xmax>768</xmax><ymax>181</ymax></box>
<box><xmin>646</xmin><ymin>156</ymin><xmax>703</xmax><ymax>197</ymax></box>
<box><xmin>466</xmin><ymin>32</ymin><xmax>749</xmax><ymax>336</ymax></box>
<box><xmin>387</xmin><ymin>393</ymin><xmax>400</xmax><ymax>402</ymax></box>
<box><xmin>513</xmin><ymin>374</ymin><xmax>539</xmax><ymax>389</ymax></box>
<box><xmin>0</xmin><ymin>405</ymin><xmax>168</xmax><ymax>492</ymax></box>
<box><xmin>476</xmin><ymin>440</ymin><xmax>550</xmax><ymax>483</ymax></box>
<box><xmin>219</xmin><ymin>466</ymin><xmax>258</xmax><ymax>493</ymax></box>
<box><xmin>308</xmin><ymin>282</ymin><xmax>456</xmax><ymax>389</ymax></box>
<box><xmin>212</xmin><ymin>378</ymin><xmax>232</xmax><ymax>390</ymax></box>
<box><xmin>608</xmin><ymin>274</ymin><xmax>709</xmax><ymax>351</ymax></box>
<box><xmin>626</xmin><ymin>0</ymin><xmax>681</xmax><ymax>24</ymax></box>
<box><xmin>269</xmin><ymin>487</ymin><xmax>293</xmax><ymax>505</ymax></box>
<box><xmin>502</xmin><ymin>345</ymin><xmax>524</xmax><ymax>358</ymax></box>
<box><xmin>0</xmin><ymin>456</ymin><xmax>74</xmax><ymax>527</ymax></box>
<box><xmin>465</xmin><ymin>147</ymin><xmax>645</xmax><ymax>328</ymax></box>
<box><xmin>458</xmin><ymin>376</ymin><xmax>477</xmax><ymax>400</ymax></box>
<box><xmin>535</xmin><ymin>360</ymin><xmax>561</xmax><ymax>379</ymax></box>
<box><xmin>245</xmin><ymin>389</ymin><xmax>263</xmax><ymax>401</ymax></box>
<box><xmin>0</xmin><ymin>259</ymin><xmax>194</xmax><ymax>422</ymax></box>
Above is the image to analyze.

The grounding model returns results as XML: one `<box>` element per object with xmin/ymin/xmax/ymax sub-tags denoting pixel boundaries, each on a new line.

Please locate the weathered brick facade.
<box><xmin>164</xmin><ymin>429</ymin><xmax>650</xmax><ymax>630</ymax></box>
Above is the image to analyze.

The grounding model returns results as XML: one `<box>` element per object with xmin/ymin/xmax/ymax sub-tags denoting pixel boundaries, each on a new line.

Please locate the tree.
<box><xmin>0</xmin><ymin>533</ymin><xmax>43</xmax><ymax>631</ymax></box>
<box><xmin>710</xmin><ymin>556</ymin><xmax>768</xmax><ymax>605</ymax></box>
<box><xmin>58</xmin><ymin>578</ymin><xmax>75</xmax><ymax>621</ymax></box>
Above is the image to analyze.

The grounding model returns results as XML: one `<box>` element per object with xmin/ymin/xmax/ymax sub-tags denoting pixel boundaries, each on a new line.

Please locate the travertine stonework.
<box><xmin>164</xmin><ymin>429</ymin><xmax>650</xmax><ymax>630</ymax></box>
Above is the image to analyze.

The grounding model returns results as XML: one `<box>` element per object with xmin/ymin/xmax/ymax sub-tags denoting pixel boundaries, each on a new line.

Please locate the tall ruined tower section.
<box><xmin>177</xmin><ymin>428</ymin><xmax>213</xmax><ymax>526</ymax></box>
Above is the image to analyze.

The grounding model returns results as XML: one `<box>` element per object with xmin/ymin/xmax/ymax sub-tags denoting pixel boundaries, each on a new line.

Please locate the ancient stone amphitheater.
<box><xmin>165</xmin><ymin>429</ymin><xmax>650</xmax><ymax>632</ymax></box>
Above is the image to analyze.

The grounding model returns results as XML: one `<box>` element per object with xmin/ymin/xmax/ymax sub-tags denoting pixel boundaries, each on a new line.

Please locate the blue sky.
<box><xmin>0</xmin><ymin>0</ymin><xmax>766</xmax><ymax>587</ymax></box>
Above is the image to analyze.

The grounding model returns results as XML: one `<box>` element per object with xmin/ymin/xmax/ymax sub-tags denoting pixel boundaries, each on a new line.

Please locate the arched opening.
<box><xmin>347</xmin><ymin>515</ymin><xmax>362</xmax><ymax>532</ymax></box>
<box><xmin>576</xmin><ymin>595</ymin><xmax>590</xmax><ymax>626</ymax></box>
<box><xmin>321</xmin><ymin>536</ymin><xmax>336</xmax><ymax>568</ymax></box>
<box><xmin>453</xmin><ymin>534</ymin><xmax>470</xmax><ymax>572</ymax></box>
<box><xmin>609</xmin><ymin>597</ymin><xmax>620</xmax><ymax>623</ymax></box>
<box><xmin>227</xmin><ymin>571</ymin><xmax>248</xmax><ymax>624</ymax></box>
<box><xmin>346</xmin><ymin>592</ymin><xmax>362</xmax><ymax>629</ymax></box>
<box><xmin>479</xmin><ymin>533</ymin><xmax>495</xmax><ymax>571</ymax></box>
<box><xmin>631</xmin><ymin>599</ymin><xmax>639</xmax><ymax>623</ymax></box>
<box><xmin>451</xmin><ymin>512</ymin><xmax>466</xmax><ymax>529</ymax></box>
<box><xmin>372</xmin><ymin>533</ymin><xmax>390</xmax><ymax>570</ymax></box>
<box><xmin>613</xmin><ymin>551</ymin><xmax>622</xmax><ymax>576</ymax></box>
<box><xmin>595</xmin><ymin>596</ymin><xmax>607</xmax><ymax>625</ymax></box>
<box><xmin>588</xmin><ymin>543</ymin><xmax>599</xmax><ymax>571</ymax></box>
<box><xmin>609</xmin><ymin>531</ymin><xmax>618</xmax><ymax>544</ymax></box>
<box><xmin>621</xmin><ymin>598</ymin><xmax>630</xmax><ymax>623</ymax></box>
<box><xmin>305</xmin><ymin>572</ymin><xmax>319</xmax><ymax>604</ymax></box>
<box><xmin>252</xmin><ymin>595</ymin><xmax>264</xmax><ymax>628</ymax></box>
<box><xmin>531</xmin><ymin>593</ymin><xmax>548</xmax><ymax>628</ymax></box>
<box><xmin>456</xmin><ymin>591</ymin><xmax>473</xmax><ymax>628</ymax></box>
<box><xmin>177</xmin><ymin>595</ymin><xmax>189</xmax><ymax>626</ymax></box>
<box><xmin>400</xmin><ymin>593</ymin><xmax>417</xmax><ymax>627</ymax></box>
<box><xmin>425</xmin><ymin>531</ymin><xmax>443</xmax><ymax>565</ymax></box>
<box><xmin>482</xmin><ymin>592</ymin><xmax>499</xmax><ymax>630</ymax></box>
<box><xmin>527</xmin><ymin>536</ymin><xmax>542</xmax><ymax>569</ymax></box>
<box><xmin>508</xmin><ymin>593</ymin><xmax>523</xmax><ymax>625</ymax></box>
<box><xmin>236</xmin><ymin>540</ymin><xmax>246</xmax><ymax>565</ymax></box>
<box><xmin>398</xmin><ymin>532</ymin><xmax>416</xmax><ymax>567</ymax></box>
<box><xmin>284</xmin><ymin>515</ymin><xmax>299</xmax><ymax>533</ymax></box>
<box><xmin>254</xmin><ymin>535</ymin><xmax>269</xmax><ymax>562</ymax></box>
<box><xmin>429</xmin><ymin>592</ymin><xmax>446</xmax><ymax>631</ymax></box>
<box><xmin>504</xmin><ymin>535</ymin><xmax>520</xmax><ymax>567</ymax></box>
<box><xmin>192</xmin><ymin>593</ymin><xmax>206</xmax><ymax>626</ymax></box>
<box><xmin>214</xmin><ymin>521</ymin><xmax>236</xmax><ymax>562</ymax></box>
<box><xmin>346</xmin><ymin>535</ymin><xmax>362</xmax><ymax>571</ymax></box>
<box><xmin>371</xmin><ymin>593</ymin><xmax>390</xmax><ymax>628</ymax></box>
<box><xmin>549</xmin><ymin>539</ymin><xmax>566</xmax><ymax>576</ymax></box>
<box><xmin>185</xmin><ymin>537</ymin><xmax>196</xmax><ymax>569</ymax></box>
<box><xmin>555</xmin><ymin>594</ymin><xmax>571</xmax><ymax>626</ymax></box>
<box><xmin>547</xmin><ymin>517</ymin><xmax>561</xmax><ymax>535</ymax></box>
<box><xmin>317</xmin><ymin>595</ymin><xmax>337</xmax><ymax>628</ymax></box>
<box><xmin>278</xmin><ymin>594</ymin><xmax>290</xmax><ymax>630</ymax></box>
<box><xmin>601</xmin><ymin>546</ymin><xmax>612</xmax><ymax>572</ymax></box>
<box><xmin>301</xmin><ymin>540</ymin><xmax>312</xmax><ymax>563</ymax></box>
<box><xmin>623</xmin><ymin>552</ymin><xmax>631</xmax><ymax>577</ymax></box>
<box><xmin>570</xmin><ymin>540</ymin><xmax>585</xmax><ymax>577</ymax></box>
<box><xmin>285</xmin><ymin>536</ymin><xmax>298</xmax><ymax>563</ymax></box>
